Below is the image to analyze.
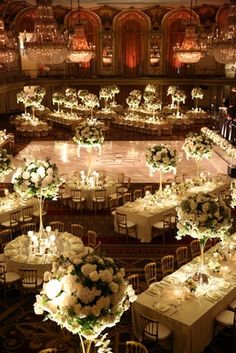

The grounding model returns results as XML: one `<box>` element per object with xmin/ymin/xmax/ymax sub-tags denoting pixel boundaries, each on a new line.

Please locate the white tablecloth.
<box><xmin>132</xmin><ymin>243</ymin><xmax>236</xmax><ymax>353</ymax></box>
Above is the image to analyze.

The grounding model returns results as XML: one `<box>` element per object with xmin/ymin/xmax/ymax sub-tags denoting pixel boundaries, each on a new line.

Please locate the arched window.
<box><xmin>114</xmin><ymin>10</ymin><xmax>150</xmax><ymax>77</ymax></box>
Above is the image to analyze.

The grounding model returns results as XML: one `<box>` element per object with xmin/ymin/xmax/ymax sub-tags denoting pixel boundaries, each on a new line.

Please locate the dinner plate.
<box><xmin>218</xmin><ymin>281</ymin><xmax>230</xmax><ymax>290</ymax></box>
<box><xmin>154</xmin><ymin>302</ymin><xmax>170</xmax><ymax>312</ymax></box>
<box><xmin>206</xmin><ymin>290</ymin><xmax>221</xmax><ymax>301</ymax></box>
<box><xmin>148</xmin><ymin>283</ymin><xmax>161</xmax><ymax>295</ymax></box>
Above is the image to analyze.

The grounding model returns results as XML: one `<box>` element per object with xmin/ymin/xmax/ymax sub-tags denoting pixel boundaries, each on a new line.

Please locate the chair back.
<box><xmin>87</xmin><ymin>230</ymin><xmax>97</xmax><ymax>248</ymax></box>
<box><xmin>140</xmin><ymin>313</ymin><xmax>158</xmax><ymax>343</ymax></box>
<box><xmin>123</xmin><ymin>193</ymin><xmax>132</xmax><ymax>204</ymax></box>
<box><xmin>126</xmin><ymin>341</ymin><xmax>148</xmax><ymax>353</ymax></box>
<box><xmin>144</xmin><ymin>262</ymin><xmax>157</xmax><ymax>287</ymax></box>
<box><xmin>10</xmin><ymin>210</ymin><xmax>21</xmax><ymax>225</ymax></box>
<box><xmin>144</xmin><ymin>185</ymin><xmax>153</xmax><ymax>195</ymax></box>
<box><xmin>161</xmin><ymin>255</ymin><xmax>174</xmax><ymax>278</ymax></box>
<box><xmin>133</xmin><ymin>189</ymin><xmax>143</xmax><ymax>200</ymax></box>
<box><xmin>176</xmin><ymin>246</ymin><xmax>188</xmax><ymax>268</ymax></box>
<box><xmin>190</xmin><ymin>239</ymin><xmax>200</xmax><ymax>258</ymax></box>
<box><xmin>116</xmin><ymin>212</ymin><xmax>128</xmax><ymax>231</ymax></box>
<box><xmin>0</xmin><ymin>264</ymin><xmax>6</xmax><ymax>283</ymax></box>
<box><xmin>71</xmin><ymin>224</ymin><xmax>84</xmax><ymax>239</ymax></box>
<box><xmin>117</xmin><ymin>172</ymin><xmax>125</xmax><ymax>183</ymax></box>
<box><xmin>49</xmin><ymin>221</ymin><xmax>65</xmax><ymax>232</ymax></box>
<box><xmin>19</xmin><ymin>268</ymin><xmax>38</xmax><ymax>291</ymax></box>
<box><xmin>94</xmin><ymin>189</ymin><xmax>106</xmax><ymax>201</ymax></box>
<box><xmin>71</xmin><ymin>189</ymin><xmax>83</xmax><ymax>199</ymax></box>
<box><xmin>0</xmin><ymin>229</ymin><xmax>12</xmax><ymax>249</ymax></box>
<box><xmin>21</xmin><ymin>222</ymin><xmax>37</xmax><ymax>235</ymax></box>
<box><xmin>127</xmin><ymin>274</ymin><xmax>140</xmax><ymax>295</ymax></box>
<box><xmin>21</xmin><ymin>205</ymin><xmax>33</xmax><ymax>222</ymax></box>
<box><xmin>163</xmin><ymin>213</ymin><xmax>172</xmax><ymax>227</ymax></box>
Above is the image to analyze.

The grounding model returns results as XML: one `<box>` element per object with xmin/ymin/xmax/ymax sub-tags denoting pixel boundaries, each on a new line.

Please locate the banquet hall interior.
<box><xmin>0</xmin><ymin>0</ymin><xmax>236</xmax><ymax>353</ymax></box>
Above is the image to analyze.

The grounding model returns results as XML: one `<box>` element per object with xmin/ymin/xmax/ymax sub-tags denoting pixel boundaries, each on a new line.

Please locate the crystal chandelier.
<box><xmin>24</xmin><ymin>0</ymin><xmax>68</xmax><ymax>65</ymax></box>
<box><xmin>0</xmin><ymin>19</ymin><xmax>17</xmax><ymax>64</ymax></box>
<box><xmin>67</xmin><ymin>24</ymin><xmax>95</xmax><ymax>63</ymax></box>
<box><xmin>212</xmin><ymin>3</ymin><xmax>236</xmax><ymax>65</ymax></box>
<box><xmin>173</xmin><ymin>0</ymin><xmax>205</xmax><ymax>64</ymax></box>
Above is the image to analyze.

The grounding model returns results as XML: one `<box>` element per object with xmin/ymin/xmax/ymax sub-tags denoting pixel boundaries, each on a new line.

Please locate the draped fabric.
<box><xmin>119</xmin><ymin>19</ymin><xmax>143</xmax><ymax>76</ymax></box>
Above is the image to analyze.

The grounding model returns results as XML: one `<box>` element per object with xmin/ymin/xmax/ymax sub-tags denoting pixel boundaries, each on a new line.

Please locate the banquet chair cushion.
<box><xmin>215</xmin><ymin>310</ymin><xmax>234</xmax><ymax>326</ymax></box>
<box><xmin>0</xmin><ymin>271</ymin><xmax>21</xmax><ymax>284</ymax></box>
<box><xmin>229</xmin><ymin>299</ymin><xmax>236</xmax><ymax>311</ymax></box>
<box><xmin>1</xmin><ymin>219</ymin><xmax>18</xmax><ymax>228</ymax></box>
<box><xmin>120</xmin><ymin>220</ymin><xmax>136</xmax><ymax>229</ymax></box>
<box><xmin>145</xmin><ymin>322</ymin><xmax>172</xmax><ymax>341</ymax></box>
<box><xmin>22</xmin><ymin>277</ymin><xmax>43</xmax><ymax>289</ymax></box>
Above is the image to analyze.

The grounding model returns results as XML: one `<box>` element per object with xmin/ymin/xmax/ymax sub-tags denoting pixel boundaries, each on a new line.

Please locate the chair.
<box><xmin>144</xmin><ymin>185</ymin><xmax>153</xmax><ymax>195</ymax></box>
<box><xmin>144</xmin><ymin>262</ymin><xmax>157</xmax><ymax>287</ymax></box>
<box><xmin>1</xmin><ymin>210</ymin><xmax>21</xmax><ymax>232</ymax></box>
<box><xmin>117</xmin><ymin>172</ymin><xmax>125</xmax><ymax>184</ymax></box>
<box><xmin>49</xmin><ymin>221</ymin><xmax>64</xmax><ymax>232</ymax></box>
<box><xmin>109</xmin><ymin>196</ymin><xmax>120</xmax><ymax>216</ymax></box>
<box><xmin>71</xmin><ymin>223</ymin><xmax>84</xmax><ymax>239</ymax></box>
<box><xmin>92</xmin><ymin>189</ymin><xmax>106</xmax><ymax>212</ymax></box>
<box><xmin>19</xmin><ymin>268</ymin><xmax>43</xmax><ymax>295</ymax></box>
<box><xmin>123</xmin><ymin>177</ymin><xmax>131</xmax><ymax>193</ymax></box>
<box><xmin>125</xmin><ymin>341</ymin><xmax>148</xmax><ymax>353</ymax></box>
<box><xmin>58</xmin><ymin>184</ymin><xmax>71</xmax><ymax>209</ymax></box>
<box><xmin>87</xmin><ymin>230</ymin><xmax>98</xmax><ymax>248</ymax></box>
<box><xmin>21</xmin><ymin>222</ymin><xmax>37</xmax><ymax>234</ymax></box>
<box><xmin>190</xmin><ymin>239</ymin><xmax>200</xmax><ymax>259</ymax></box>
<box><xmin>140</xmin><ymin>313</ymin><xmax>173</xmax><ymax>352</ymax></box>
<box><xmin>176</xmin><ymin>246</ymin><xmax>188</xmax><ymax>268</ymax></box>
<box><xmin>116</xmin><ymin>212</ymin><xmax>137</xmax><ymax>242</ymax></box>
<box><xmin>133</xmin><ymin>189</ymin><xmax>143</xmax><ymax>201</ymax></box>
<box><xmin>19</xmin><ymin>205</ymin><xmax>33</xmax><ymax>223</ymax></box>
<box><xmin>152</xmin><ymin>213</ymin><xmax>172</xmax><ymax>244</ymax></box>
<box><xmin>0</xmin><ymin>264</ymin><xmax>21</xmax><ymax>307</ymax></box>
<box><xmin>161</xmin><ymin>255</ymin><xmax>175</xmax><ymax>278</ymax></box>
<box><xmin>214</xmin><ymin>308</ymin><xmax>236</xmax><ymax>352</ymax></box>
<box><xmin>71</xmin><ymin>189</ymin><xmax>86</xmax><ymax>212</ymax></box>
<box><xmin>0</xmin><ymin>229</ymin><xmax>12</xmax><ymax>250</ymax></box>
<box><xmin>123</xmin><ymin>193</ymin><xmax>132</xmax><ymax>204</ymax></box>
<box><xmin>126</xmin><ymin>274</ymin><xmax>141</xmax><ymax>295</ymax></box>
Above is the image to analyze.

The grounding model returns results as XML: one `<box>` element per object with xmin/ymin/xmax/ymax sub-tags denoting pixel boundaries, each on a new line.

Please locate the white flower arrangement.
<box><xmin>145</xmin><ymin>96</ymin><xmax>162</xmax><ymax>113</ymax></box>
<box><xmin>144</xmin><ymin>84</ymin><xmax>157</xmax><ymax>94</ymax></box>
<box><xmin>12</xmin><ymin>158</ymin><xmax>62</xmax><ymax>199</ymax></box>
<box><xmin>73</xmin><ymin>123</ymin><xmax>104</xmax><ymax>147</ymax></box>
<box><xmin>65</xmin><ymin>88</ymin><xmax>77</xmax><ymax>97</ymax></box>
<box><xmin>52</xmin><ymin>92</ymin><xmax>65</xmax><ymax>112</ymax></box>
<box><xmin>34</xmin><ymin>254</ymin><xmax>136</xmax><ymax>351</ymax></box>
<box><xmin>201</xmin><ymin>127</ymin><xmax>236</xmax><ymax>160</ymax></box>
<box><xmin>0</xmin><ymin>148</ymin><xmax>14</xmax><ymax>177</ymax></box>
<box><xmin>126</xmin><ymin>90</ymin><xmax>142</xmax><ymax>110</ymax></box>
<box><xmin>99</xmin><ymin>87</ymin><xmax>113</xmax><ymax>101</ymax></box>
<box><xmin>191</xmin><ymin>87</ymin><xmax>203</xmax><ymax>100</ymax></box>
<box><xmin>167</xmin><ymin>85</ymin><xmax>177</xmax><ymax>96</ymax></box>
<box><xmin>146</xmin><ymin>144</ymin><xmax>177</xmax><ymax>175</ymax></box>
<box><xmin>17</xmin><ymin>86</ymin><xmax>45</xmax><ymax>109</ymax></box>
<box><xmin>230</xmin><ymin>181</ymin><xmax>236</xmax><ymax>208</ymax></box>
<box><xmin>182</xmin><ymin>133</ymin><xmax>213</xmax><ymax>161</ymax></box>
<box><xmin>78</xmin><ymin>90</ymin><xmax>90</xmax><ymax>103</ymax></box>
<box><xmin>84</xmin><ymin>94</ymin><xmax>100</xmax><ymax>110</ymax></box>
<box><xmin>176</xmin><ymin>193</ymin><xmax>232</xmax><ymax>241</ymax></box>
<box><xmin>172</xmin><ymin>89</ymin><xmax>186</xmax><ymax>104</ymax></box>
<box><xmin>110</xmin><ymin>85</ymin><xmax>119</xmax><ymax>96</ymax></box>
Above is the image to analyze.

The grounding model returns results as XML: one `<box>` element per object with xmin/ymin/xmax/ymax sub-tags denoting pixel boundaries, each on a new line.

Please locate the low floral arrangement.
<box><xmin>230</xmin><ymin>180</ymin><xmax>236</xmax><ymax>208</ymax></box>
<box><xmin>202</xmin><ymin>127</ymin><xmax>236</xmax><ymax>160</ymax></box>
<box><xmin>176</xmin><ymin>193</ymin><xmax>232</xmax><ymax>241</ymax></box>
<box><xmin>182</xmin><ymin>133</ymin><xmax>213</xmax><ymax>161</ymax></box>
<box><xmin>34</xmin><ymin>254</ymin><xmax>136</xmax><ymax>352</ymax></box>
<box><xmin>191</xmin><ymin>87</ymin><xmax>203</xmax><ymax>100</ymax></box>
<box><xmin>12</xmin><ymin>158</ymin><xmax>62</xmax><ymax>199</ymax></box>
<box><xmin>207</xmin><ymin>258</ymin><xmax>221</xmax><ymax>273</ymax></box>
<box><xmin>0</xmin><ymin>148</ymin><xmax>14</xmax><ymax>177</ymax></box>
<box><xmin>146</xmin><ymin>144</ymin><xmax>177</xmax><ymax>175</ymax></box>
<box><xmin>73</xmin><ymin>123</ymin><xmax>104</xmax><ymax>147</ymax></box>
<box><xmin>185</xmin><ymin>277</ymin><xmax>197</xmax><ymax>293</ymax></box>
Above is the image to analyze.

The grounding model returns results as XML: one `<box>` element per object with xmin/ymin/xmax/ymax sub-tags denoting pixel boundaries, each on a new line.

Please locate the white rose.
<box><xmin>43</xmin><ymin>279</ymin><xmax>62</xmax><ymax>299</ymax></box>
<box><xmin>22</xmin><ymin>171</ymin><xmax>30</xmax><ymax>180</ymax></box>
<box><xmin>37</xmin><ymin>166</ymin><xmax>46</xmax><ymax>178</ymax></box>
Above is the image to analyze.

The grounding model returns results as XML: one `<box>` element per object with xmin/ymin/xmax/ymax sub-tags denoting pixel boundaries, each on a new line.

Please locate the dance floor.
<box><xmin>9</xmin><ymin>140</ymin><xmax>229</xmax><ymax>183</ymax></box>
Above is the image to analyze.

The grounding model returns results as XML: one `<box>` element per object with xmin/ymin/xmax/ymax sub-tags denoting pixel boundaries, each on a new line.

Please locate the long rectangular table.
<box><xmin>132</xmin><ymin>244</ymin><xmax>236</xmax><ymax>353</ymax></box>
<box><xmin>114</xmin><ymin>181</ymin><xmax>230</xmax><ymax>243</ymax></box>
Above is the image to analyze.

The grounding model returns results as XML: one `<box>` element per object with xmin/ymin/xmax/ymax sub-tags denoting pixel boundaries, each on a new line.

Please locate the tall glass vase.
<box><xmin>87</xmin><ymin>147</ymin><xmax>93</xmax><ymax>178</ymax></box>
<box><xmin>159</xmin><ymin>170</ymin><xmax>163</xmax><ymax>194</ymax></box>
<box><xmin>38</xmin><ymin>192</ymin><xmax>44</xmax><ymax>235</ymax></box>
<box><xmin>193</xmin><ymin>237</ymin><xmax>209</xmax><ymax>285</ymax></box>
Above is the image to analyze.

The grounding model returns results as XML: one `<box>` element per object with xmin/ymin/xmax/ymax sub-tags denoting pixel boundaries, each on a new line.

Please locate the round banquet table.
<box><xmin>4</xmin><ymin>232</ymin><xmax>93</xmax><ymax>277</ymax></box>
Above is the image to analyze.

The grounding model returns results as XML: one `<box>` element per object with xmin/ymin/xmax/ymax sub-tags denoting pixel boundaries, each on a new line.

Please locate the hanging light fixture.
<box><xmin>67</xmin><ymin>0</ymin><xmax>95</xmax><ymax>63</ymax></box>
<box><xmin>0</xmin><ymin>0</ymin><xmax>17</xmax><ymax>65</ymax></box>
<box><xmin>24</xmin><ymin>0</ymin><xmax>68</xmax><ymax>65</ymax></box>
<box><xmin>173</xmin><ymin>0</ymin><xmax>205</xmax><ymax>64</ymax></box>
<box><xmin>212</xmin><ymin>1</ymin><xmax>236</xmax><ymax>65</ymax></box>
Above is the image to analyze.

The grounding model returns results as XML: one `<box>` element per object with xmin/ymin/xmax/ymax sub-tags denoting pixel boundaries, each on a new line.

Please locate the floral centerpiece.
<box><xmin>145</xmin><ymin>96</ymin><xmax>162</xmax><ymax>118</ymax></box>
<box><xmin>0</xmin><ymin>148</ymin><xmax>14</xmax><ymax>178</ymax></box>
<box><xmin>146</xmin><ymin>144</ymin><xmax>177</xmax><ymax>192</ymax></box>
<box><xmin>172</xmin><ymin>89</ymin><xmax>186</xmax><ymax>117</ymax></box>
<box><xmin>84</xmin><ymin>94</ymin><xmax>100</xmax><ymax>118</ymax></box>
<box><xmin>78</xmin><ymin>90</ymin><xmax>90</xmax><ymax>109</ymax></box>
<box><xmin>52</xmin><ymin>92</ymin><xmax>65</xmax><ymax>113</ymax></box>
<box><xmin>110</xmin><ymin>85</ymin><xmax>120</xmax><ymax>107</ymax></box>
<box><xmin>230</xmin><ymin>181</ymin><xmax>236</xmax><ymax>208</ymax></box>
<box><xmin>126</xmin><ymin>90</ymin><xmax>142</xmax><ymax>110</ymax></box>
<box><xmin>99</xmin><ymin>87</ymin><xmax>113</xmax><ymax>112</ymax></box>
<box><xmin>144</xmin><ymin>84</ymin><xmax>157</xmax><ymax>95</ymax></box>
<box><xmin>34</xmin><ymin>254</ymin><xmax>136</xmax><ymax>353</ymax></box>
<box><xmin>176</xmin><ymin>193</ymin><xmax>232</xmax><ymax>284</ymax></box>
<box><xmin>191</xmin><ymin>87</ymin><xmax>203</xmax><ymax>111</ymax></box>
<box><xmin>12</xmin><ymin>158</ymin><xmax>62</xmax><ymax>250</ymax></box>
<box><xmin>182</xmin><ymin>133</ymin><xmax>213</xmax><ymax>177</ymax></box>
<box><xmin>167</xmin><ymin>85</ymin><xmax>177</xmax><ymax>108</ymax></box>
<box><xmin>73</xmin><ymin>123</ymin><xmax>104</xmax><ymax>176</ymax></box>
<box><xmin>17</xmin><ymin>86</ymin><xmax>45</xmax><ymax>118</ymax></box>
